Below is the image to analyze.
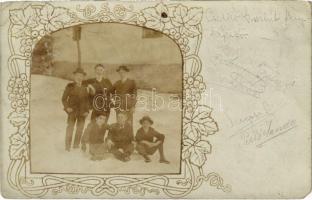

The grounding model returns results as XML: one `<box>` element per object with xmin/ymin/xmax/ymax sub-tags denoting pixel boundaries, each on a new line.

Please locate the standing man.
<box><xmin>84</xmin><ymin>64</ymin><xmax>112</xmax><ymax>121</ymax></box>
<box><xmin>62</xmin><ymin>68</ymin><xmax>90</xmax><ymax>151</ymax></box>
<box><xmin>112</xmin><ymin>65</ymin><xmax>137</xmax><ymax>126</ymax></box>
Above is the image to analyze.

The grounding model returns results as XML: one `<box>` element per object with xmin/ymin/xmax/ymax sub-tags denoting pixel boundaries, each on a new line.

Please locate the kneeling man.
<box><xmin>135</xmin><ymin>116</ymin><xmax>170</xmax><ymax>164</ymax></box>
<box><xmin>81</xmin><ymin>114</ymin><xmax>108</xmax><ymax>160</ymax></box>
<box><xmin>107</xmin><ymin>112</ymin><xmax>134</xmax><ymax>162</ymax></box>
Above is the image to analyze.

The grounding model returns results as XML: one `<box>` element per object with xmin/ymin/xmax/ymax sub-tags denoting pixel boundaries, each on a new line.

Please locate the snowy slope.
<box><xmin>30</xmin><ymin>75</ymin><xmax>181</xmax><ymax>174</ymax></box>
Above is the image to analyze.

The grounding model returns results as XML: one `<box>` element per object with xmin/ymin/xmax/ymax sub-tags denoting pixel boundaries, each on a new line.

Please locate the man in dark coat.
<box><xmin>135</xmin><ymin>116</ymin><xmax>170</xmax><ymax>163</ymax></box>
<box><xmin>111</xmin><ymin>65</ymin><xmax>137</xmax><ymax>126</ymax></box>
<box><xmin>81</xmin><ymin>114</ymin><xmax>108</xmax><ymax>160</ymax></box>
<box><xmin>84</xmin><ymin>64</ymin><xmax>112</xmax><ymax>121</ymax></box>
<box><xmin>107</xmin><ymin>112</ymin><xmax>134</xmax><ymax>162</ymax></box>
<box><xmin>62</xmin><ymin>68</ymin><xmax>90</xmax><ymax>151</ymax></box>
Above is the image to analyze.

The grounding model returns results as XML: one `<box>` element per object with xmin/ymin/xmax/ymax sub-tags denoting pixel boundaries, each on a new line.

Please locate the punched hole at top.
<box><xmin>161</xmin><ymin>12</ymin><xmax>168</xmax><ymax>18</ymax></box>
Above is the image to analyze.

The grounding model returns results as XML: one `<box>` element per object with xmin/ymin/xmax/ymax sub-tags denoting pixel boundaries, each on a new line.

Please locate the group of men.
<box><xmin>61</xmin><ymin>64</ymin><xmax>169</xmax><ymax>163</ymax></box>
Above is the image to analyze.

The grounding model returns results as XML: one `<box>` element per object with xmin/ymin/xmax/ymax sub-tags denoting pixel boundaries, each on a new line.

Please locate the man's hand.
<box><xmin>107</xmin><ymin>139</ymin><xmax>114</xmax><ymax>149</ymax></box>
<box><xmin>66</xmin><ymin>107</ymin><xmax>73</xmax><ymax>113</ymax></box>
<box><xmin>141</xmin><ymin>141</ymin><xmax>154</xmax><ymax>148</ymax></box>
<box><xmin>82</xmin><ymin>112</ymin><xmax>89</xmax><ymax>117</ymax></box>
<box><xmin>151</xmin><ymin>141</ymin><xmax>161</xmax><ymax>147</ymax></box>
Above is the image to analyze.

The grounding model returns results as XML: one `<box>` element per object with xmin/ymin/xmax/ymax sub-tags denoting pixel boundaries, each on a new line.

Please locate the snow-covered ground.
<box><xmin>30</xmin><ymin>75</ymin><xmax>182</xmax><ymax>174</ymax></box>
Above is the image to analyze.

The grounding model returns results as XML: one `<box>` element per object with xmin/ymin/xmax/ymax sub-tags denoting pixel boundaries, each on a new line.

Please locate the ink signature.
<box><xmin>228</xmin><ymin>100</ymin><xmax>297</xmax><ymax>147</ymax></box>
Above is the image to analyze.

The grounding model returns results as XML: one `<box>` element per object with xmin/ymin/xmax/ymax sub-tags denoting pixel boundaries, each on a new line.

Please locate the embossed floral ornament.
<box><xmin>182</xmin><ymin>138</ymin><xmax>211</xmax><ymax>166</ymax></box>
<box><xmin>184</xmin><ymin>105</ymin><xmax>219</xmax><ymax>139</ymax></box>
<box><xmin>141</xmin><ymin>3</ymin><xmax>203</xmax><ymax>38</ymax></box>
<box><xmin>184</xmin><ymin>73</ymin><xmax>206</xmax><ymax>113</ymax></box>
<box><xmin>39</xmin><ymin>4</ymin><xmax>71</xmax><ymax>32</ymax></box>
<box><xmin>9</xmin><ymin>132</ymin><xmax>29</xmax><ymax>160</ymax></box>
<box><xmin>9</xmin><ymin>5</ymin><xmax>38</xmax><ymax>37</ymax></box>
<box><xmin>8</xmin><ymin>110</ymin><xmax>29</xmax><ymax>160</ymax></box>
<box><xmin>141</xmin><ymin>3</ymin><xmax>172</xmax><ymax>30</ymax></box>
<box><xmin>113</xmin><ymin>4</ymin><xmax>127</xmax><ymax>19</ymax></box>
<box><xmin>8</xmin><ymin>110</ymin><xmax>29</xmax><ymax>130</ymax></box>
<box><xmin>182</xmin><ymin>105</ymin><xmax>218</xmax><ymax>166</ymax></box>
<box><xmin>171</xmin><ymin>5</ymin><xmax>203</xmax><ymax>37</ymax></box>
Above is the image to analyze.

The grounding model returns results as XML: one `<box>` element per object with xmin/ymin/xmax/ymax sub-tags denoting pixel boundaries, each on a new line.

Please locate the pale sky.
<box><xmin>52</xmin><ymin>23</ymin><xmax>182</xmax><ymax>65</ymax></box>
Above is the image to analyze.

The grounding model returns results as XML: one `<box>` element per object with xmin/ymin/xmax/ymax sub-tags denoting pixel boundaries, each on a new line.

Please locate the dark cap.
<box><xmin>95</xmin><ymin>114</ymin><xmax>107</xmax><ymax>118</ymax></box>
<box><xmin>117</xmin><ymin>111</ymin><xmax>128</xmax><ymax>116</ymax></box>
<box><xmin>139</xmin><ymin>116</ymin><xmax>153</xmax><ymax>125</ymax></box>
<box><xmin>116</xmin><ymin>65</ymin><xmax>130</xmax><ymax>72</ymax></box>
<box><xmin>94</xmin><ymin>64</ymin><xmax>105</xmax><ymax>69</ymax></box>
<box><xmin>73</xmin><ymin>68</ymin><xmax>86</xmax><ymax>75</ymax></box>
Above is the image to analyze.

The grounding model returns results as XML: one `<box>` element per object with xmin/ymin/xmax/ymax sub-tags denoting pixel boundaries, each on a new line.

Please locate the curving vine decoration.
<box><xmin>6</xmin><ymin>2</ymin><xmax>231</xmax><ymax>198</ymax></box>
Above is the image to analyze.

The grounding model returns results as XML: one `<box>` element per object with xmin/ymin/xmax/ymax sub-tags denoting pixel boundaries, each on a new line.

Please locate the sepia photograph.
<box><xmin>30</xmin><ymin>23</ymin><xmax>183</xmax><ymax>174</ymax></box>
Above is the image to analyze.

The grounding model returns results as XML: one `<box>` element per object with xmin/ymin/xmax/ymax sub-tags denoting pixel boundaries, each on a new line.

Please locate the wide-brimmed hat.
<box><xmin>116</xmin><ymin>65</ymin><xmax>130</xmax><ymax>72</ymax></box>
<box><xmin>73</xmin><ymin>68</ymin><xmax>86</xmax><ymax>75</ymax></box>
<box><xmin>139</xmin><ymin>116</ymin><xmax>153</xmax><ymax>125</ymax></box>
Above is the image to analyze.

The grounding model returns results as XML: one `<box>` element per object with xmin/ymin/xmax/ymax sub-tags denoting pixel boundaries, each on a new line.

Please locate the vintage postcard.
<box><xmin>0</xmin><ymin>0</ymin><xmax>311</xmax><ymax>199</ymax></box>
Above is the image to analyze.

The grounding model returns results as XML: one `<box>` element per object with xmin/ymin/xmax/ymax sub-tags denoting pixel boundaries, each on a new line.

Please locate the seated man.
<box><xmin>107</xmin><ymin>112</ymin><xmax>134</xmax><ymax>162</ymax></box>
<box><xmin>81</xmin><ymin>114</ymin><xmax>108</xmax><ymax>161</ymax></box>
<box><xmin>135</xmin><ymin>116</ymin><xmax>170</xmax><ymax>164</ymax></box>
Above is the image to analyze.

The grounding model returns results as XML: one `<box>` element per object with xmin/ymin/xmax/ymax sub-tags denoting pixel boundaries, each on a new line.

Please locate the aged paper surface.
<box><xmin>0</xmin><ymin>0</ymin><xmax>311</xmax><ymax>199</ymax></box>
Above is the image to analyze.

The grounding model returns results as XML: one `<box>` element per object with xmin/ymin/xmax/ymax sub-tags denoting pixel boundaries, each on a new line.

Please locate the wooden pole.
<box><xmin>77</xmin><ymin>39</ymin><xmax>81</xmax><ymax>69</ymax></box>
<box><xmin>73</xmin><ymin>26</ymin><xmax>82</xmax><ymax>69</ymax></box>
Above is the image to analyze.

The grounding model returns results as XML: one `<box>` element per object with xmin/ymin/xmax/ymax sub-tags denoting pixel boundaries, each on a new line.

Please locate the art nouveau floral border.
<box><xmin>6</xmin><ymin>2</ymin><xmax>231</xmax><ymax>198</ymax></box>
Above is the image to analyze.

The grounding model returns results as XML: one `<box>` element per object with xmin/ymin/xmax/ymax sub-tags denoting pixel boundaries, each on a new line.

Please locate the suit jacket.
<box><xmin>108</xmin><ymin>123</ymin><xmax>134</xmax><ymax>148</ymax></box>
<box><xmin>62</xmin><ymin>82</ymin><xmax>90</xmax><ymax>116</ymax></box>
<box><xmin>135</xmin><ymin>127</ymin><xmax>165</xmax><ymax>143</ymax></box>
<box><xmin>83</xmin><ymin>78</ymin><xmax>113</xmax><ymax>112</ymax></box>
<box><xmin>112</xmin><ymin>79</ymin><xmax>137</xmax><ymax>111</ymax></box>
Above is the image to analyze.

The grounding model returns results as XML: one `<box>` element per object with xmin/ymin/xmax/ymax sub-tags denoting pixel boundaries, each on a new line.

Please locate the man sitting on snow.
<box><xmin>81</xmin><ymin>114</ymin><xmax>108</xmax><ymax>160</ymax></box>
<box><xmin>106</xmin><ymin>112</ymin><xmax>134</xmax><ymax>162</ymax></box>
<box><xmin>135</xmin><ymin>116</ymin><xmax>169</xmax><ymax>164</ymax></box>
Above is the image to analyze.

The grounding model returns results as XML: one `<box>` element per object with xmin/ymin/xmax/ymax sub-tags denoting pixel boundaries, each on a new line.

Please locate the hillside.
<box><xmin>31</xmin><ymin>62</ymin><xmax>183</xmax><ymax>94</ymax></box>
